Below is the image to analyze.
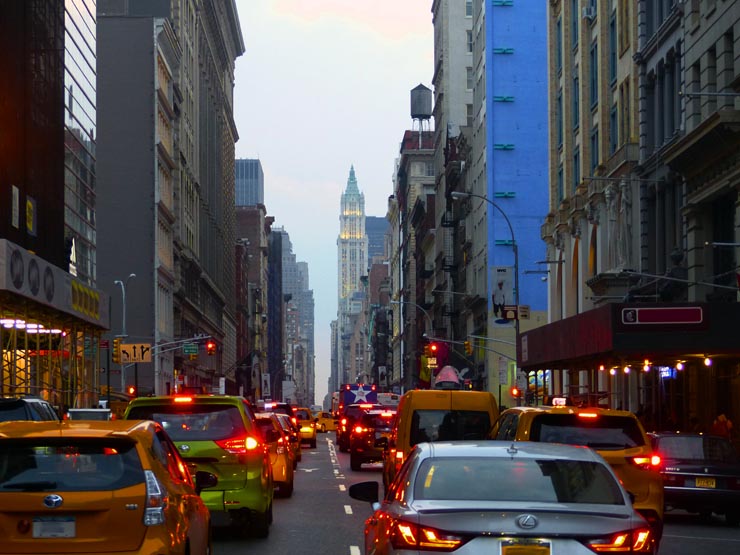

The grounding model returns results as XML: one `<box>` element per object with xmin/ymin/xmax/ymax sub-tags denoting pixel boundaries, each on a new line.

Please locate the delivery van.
<box><xmin>380</xmin><ymin>389</ymin><xmax>498</xmax><ymax>489</ymax></box>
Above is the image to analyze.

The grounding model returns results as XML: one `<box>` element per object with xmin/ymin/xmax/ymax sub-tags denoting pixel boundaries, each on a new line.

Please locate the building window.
<box><xmin>618</xmin><ymin>0</ymin><xmax>630</xmax><ymax>53</ymax></box>
<box><xmin>466</xmin><ymin>66</ymin><xmax>473</xmax><ymax>90</ymax></box>
<box><xmin>557</xmin><ymin>164</ymin><xmax>564</xmax><ymax>202</ymax></box>
<box><xmin>573</xmin><ymin>147</ymin><xmax>581</xmax><ymax>192</ymax></box>
<box><xmin>619</xmin><ymin>78</ymin><xmax>630</xmax><ymax>148</ymax></box>
<box><xmin>609</xmin><ymin>13</ymin><xmax>617</xmax><ymax>85</ymax></box>
<box><xmin>590</xmin><ymin>127</ymin><xmax>599</xmax><ymax>174</ymax></box>
<box><xmin>572</xmin><ymin>74</ymin><xmax>580</xmax><ymax>130</ymax></box>
<box><xmin>466</xmin><ymin>30</ymin><xmax>473</xmax><ymax>53</ymax></box>
<box><xmin>556</xmin><ymin>17</ymin><xmax>563</xmax><ymax>72</ymax></box>
<box><xmin>465</xmin><ymin>0</ymin><xmax>472</xmax><ymax>17</ymax></box>
<box><xmin>609</xmin><ymin>104</ymin><xmax>618</xmax><ymax>154</ymax></box>
<box><xmin>557</xmin><ymin>90</ymin><xmax>563</xmax><ymax>147</ymax></box>
<box><xmin>571</xmin><ymin>0</ymin><xmax>579</xmax><ymax>49</ymax></box>
<box><xmin>590</xmin><ymin>42</ymin><xmax>598</xmax><ymax>107</ymax></box>
<box><xmin>466</xmin><ymin>103</ymin><xmax>473</xmax><ymax>127</ymax></box>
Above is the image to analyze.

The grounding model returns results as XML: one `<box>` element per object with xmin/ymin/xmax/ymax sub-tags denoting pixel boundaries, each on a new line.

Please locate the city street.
<box><xmin>213</xmin><ymin>434</ymin><xmax>740</xmax><ymax>555</ymax></box>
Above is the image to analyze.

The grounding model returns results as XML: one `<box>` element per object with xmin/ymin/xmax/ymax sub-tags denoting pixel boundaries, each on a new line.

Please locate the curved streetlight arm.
<box><xmin>113</xmin><ymin>273</ymin><xmax>136</xmax><ymax>337</ymax></box>
<box><xmin>389</xmin><ymin>299</ymin><xmax>433</xmax><ymax>331</ymax></box>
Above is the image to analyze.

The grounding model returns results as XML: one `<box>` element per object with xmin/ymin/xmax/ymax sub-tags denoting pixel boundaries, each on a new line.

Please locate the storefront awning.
<box><xmin>519</xmin><ymin>303</ymin><xmax>740</xmax><ymax>370</ymax></box>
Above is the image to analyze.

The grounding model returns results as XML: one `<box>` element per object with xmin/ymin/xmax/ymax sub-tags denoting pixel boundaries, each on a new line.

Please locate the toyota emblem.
<box><xmin>43</xmin><ymin>494</ymin><xmax>64</xmax><ymax>509</ymax></box>
<box><xmin>516</xmin><ymin>514</ymin><xmax>538</xmax><ymax>529</ymax></box>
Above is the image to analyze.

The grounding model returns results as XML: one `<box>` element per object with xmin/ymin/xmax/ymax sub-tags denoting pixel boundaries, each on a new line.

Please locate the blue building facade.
<box><xmin>486</xmin><ymin>2</ymin><xmax>549</xmax><ymax>317</ymax></box>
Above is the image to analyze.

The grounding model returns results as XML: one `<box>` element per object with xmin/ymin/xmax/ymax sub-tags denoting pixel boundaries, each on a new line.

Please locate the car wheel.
<box><xmin>350</xmin><ymin>453</ymin><xmax>362</xmax><ymax>471</ymax></box>
<box><xmin>726</xmin><ymin>511</ymin><xmax>740</xmax><ymax>526</ymax></box>
<box><xmin>320</xmin><ymin>424</ymin><xmax>327</xmax><ymax>433</ymax></box>
<box><xmin>251</xmin><ymin>506</ymin><xmax>271</xmax><ymax>538</ymax></box>
<box><xmin>282</xmin><ymin>479</ymin><xmax>294</xmax><ymax>498</ymax></box>
<box><xmin>310</xmin><ymin>438</ymin><xmax>317</xmax><ymax>448</ymax></box>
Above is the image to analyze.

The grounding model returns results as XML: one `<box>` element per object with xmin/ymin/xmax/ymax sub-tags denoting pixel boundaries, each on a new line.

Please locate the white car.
<box><xmin>350</xmin><ymin>441</ymin><xmax>656</xmax><ymax>554</ymax></box>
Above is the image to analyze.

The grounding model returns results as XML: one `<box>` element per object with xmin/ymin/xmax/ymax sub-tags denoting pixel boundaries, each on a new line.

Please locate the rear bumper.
<box><xmin>664</xmin><ymin>486</ymin><xmax>740</xmax><ymax>513</ymax></box>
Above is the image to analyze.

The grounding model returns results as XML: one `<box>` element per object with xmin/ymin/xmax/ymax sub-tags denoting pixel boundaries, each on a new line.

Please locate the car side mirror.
<box><xmin>194</xmin><ymin>470</ymin><xmax>218</xmax><ymax>494</ymax></box>
<box><xmin>349</xmin><ymin>480</ymin><xmax>379</xmax><ymax>504</ymax></box>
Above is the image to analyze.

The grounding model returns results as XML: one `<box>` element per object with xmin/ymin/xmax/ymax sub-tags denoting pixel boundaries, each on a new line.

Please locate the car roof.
<box><xmin>0</xmin><ymin>419</ymin><xmax>160</xmax><ymax>438</ymax></box>
<box><xmin>419</xmin><ymin>440</ymin><xmax>604</xmax><ymax>463</ymax></box>
<box><xmin>501</xmin><ymin>405</ymin><xmax>639</xmax><ymax>418</ymax></box>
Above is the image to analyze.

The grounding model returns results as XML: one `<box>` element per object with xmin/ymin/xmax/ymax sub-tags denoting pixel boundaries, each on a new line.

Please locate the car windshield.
<box><xmin>0</xmin><ymin>438</ymin><xmax>143</xmax><ymax>491</ymax></box>
<box><xmin>126</xmin><ymin>404</ymin><xmax>247</xmax><ymax>441</ymax></box>
<box><xmin>413</xmin><ymin>456</ymin><xmax>625</xmax><ymax>505</ymax></box>
<box><xmin>657</xmin><ymin>435</ymin><xmax>740</xmax><ymax>463</ymax></box>
<box><xmin>295</xmin><ymin>409</ymin><xmax>312</xmax><ymax>420</ymax></box>
<box><xmin>410</xmin><ymin>410</ymin><xmax>491</xmax><ymax>445</ymax></box>
<box><xmin>531</xmin><ymin>414</ymin><xmax>645</xmax><ymax>449</ymax></box>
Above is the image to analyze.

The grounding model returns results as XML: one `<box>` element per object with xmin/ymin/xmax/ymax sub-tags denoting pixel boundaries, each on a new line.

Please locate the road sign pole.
<box><xmin>135</xmin><ymin>363</ymin><xmax>139</xmax><ymax>396</ymax></box>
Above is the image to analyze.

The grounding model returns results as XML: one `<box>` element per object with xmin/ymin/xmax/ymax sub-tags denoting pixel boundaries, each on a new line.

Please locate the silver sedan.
<box><xmin>349</xmin><ymin>441</ymin><xmax>656</xmax><ymax>554</ymax></box>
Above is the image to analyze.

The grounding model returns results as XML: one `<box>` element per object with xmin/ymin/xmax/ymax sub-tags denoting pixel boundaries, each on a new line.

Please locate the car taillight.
<box><xmin>631</xmin><ymin>454</ymin><xmax>661</xmax><ymax>470</ymax></box>
<box><xmin>391</xmin><ymin>518</ymin><xmax>470</xmax><ymax>551</ymax></box>
<box><xmin>215</xmin><ymin>435</ymin><xmax>260</xmax><ymax>454</ymax></box>
<box><xmin>585</xmin><ymin>528</ymin><xmax>653</xmax><ymax>553</ymax></box>
<box><xmin>354</xmin><ymin>425</ymin><xmax>367</xmax><ymax>434</ymax></box>
<box><xmin>143</xmin><ymin>470</ymin><xmax>168</xmax><ymax>526</ymax></box>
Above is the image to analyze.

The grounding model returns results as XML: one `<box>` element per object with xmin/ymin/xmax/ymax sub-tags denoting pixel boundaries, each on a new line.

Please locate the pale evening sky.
<box><xmin>233</xmin><ymin>1</ymin><xmax>434</xmax><ymax>404</ymax></box>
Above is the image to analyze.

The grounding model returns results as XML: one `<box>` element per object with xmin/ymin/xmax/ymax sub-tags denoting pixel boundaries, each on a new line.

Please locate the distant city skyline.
<box><xmin>233</xmin><ymin>1</ymin><xmax>432</xmax><ymax>403</ymax></box>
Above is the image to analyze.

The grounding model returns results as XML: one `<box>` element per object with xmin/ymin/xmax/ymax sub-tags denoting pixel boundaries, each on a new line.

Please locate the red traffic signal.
<box><xmin>206</xmin><ymin>340</ymin><xmax>216</xmax><ymax>356</ymax></box>
<box><xmin>127</xmin><ymin>386</ymin><xmax>137</xmax><ymax>396</ymax></box>
<box><xmin>510</xmin><ymin>386</ymin><xmax>523</xmax><ymax>398</ymax></box>
<box><xmin>429</xmin><ymin>342</ymin><xmax>438</xmax><ymax>354</ymax></box>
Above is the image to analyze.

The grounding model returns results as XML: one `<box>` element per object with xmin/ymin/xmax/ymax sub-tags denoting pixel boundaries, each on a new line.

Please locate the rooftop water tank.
<box><xmin>410</xmin><ymin>84</ymin><xmax>432</xmax><ymax>120</ymax></box>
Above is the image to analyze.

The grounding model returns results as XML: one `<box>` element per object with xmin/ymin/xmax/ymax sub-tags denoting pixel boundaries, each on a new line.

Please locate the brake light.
<box><xmin>215</xmin><ymin>435</ymin><xmax>260</xmax><ymax>454</ymax></box>
<box><xmin>395</xmin><ymin>450</ymin><xmax>404</xmax><ymax>460</ymax></box>
<box><xmin>578</xmin><ymin>412</ymin><xmax>599</xmax><ymax>419</ymax></box>
<box><xmin>143</xmin><ymin>470</ymin><xmax>168</xmax><ymax>526</ymax></box>
<box><xmin>173</xmin><ymin>396</ymin><xmax>193</xmax><ymax>403</ymax></box>
<box><xmin>354</xmin><ymin>425</ymin><xmax>367</xmax><ymax>434</ymax></box>
<box><xmin>631</xmin><ymin>454</ymin><xmax>661</xmax><ymax>470</ymax></box>
<box><xmin>341</xmin><ymin>418</ymin><xmax>348</xmax><ymax>426</ymax></box>
<box><xmin>359</xmin><ymin>403</ymin><xmax>374</xmax><ymax>408</ymax></box>
<box><xmin>585</xmin><ymin>528</ymin><xmax>652</xmax><ymax>552</ymax></box>
<box><xmin>391</xmin><ymin>518</ymin><xmax>469</xmax><ymax>551</ymax></box>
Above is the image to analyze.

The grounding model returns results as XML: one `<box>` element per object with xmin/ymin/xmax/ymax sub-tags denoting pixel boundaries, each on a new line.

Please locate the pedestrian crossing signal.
<box><xmin>112</xmin><ymin>338</ymin><xmax>122</xmax><ymax>364</ymax></box>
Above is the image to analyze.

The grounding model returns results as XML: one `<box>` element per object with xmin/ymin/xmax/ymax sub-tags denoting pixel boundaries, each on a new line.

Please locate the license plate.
<box><xmin>696</xmin><ymin>477</ymin><xmax>716</xmax><ymax>488</ymax></box>
<box><xmin>32</xmin><ymin>516</ymin><xmax>75</xmax><ymax>538</ymax></box>
<box><xmin>502</xmin><ymin>539</ymin><xmax>551</xmax><ymax>555</ymax></box>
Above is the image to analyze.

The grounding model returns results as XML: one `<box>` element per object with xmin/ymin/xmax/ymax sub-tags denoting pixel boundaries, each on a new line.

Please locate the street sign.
<box><xmin>183</xmin><ymin>343</ymin><xmax>199</xmax><ymax>355</ymax></box>
<box><xmin>518</xmin><ymin>305</ymin><xmax>530</xmax><ymax>319</ymax></box>
<box><xmin>120</xmin><ymin>343</ymin><xmax>152</xmax><ymax>363</ymax></box>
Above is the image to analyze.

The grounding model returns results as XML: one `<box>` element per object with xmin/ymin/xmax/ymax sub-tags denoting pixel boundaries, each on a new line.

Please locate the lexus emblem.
<box><xmin>516</xmin><ymin>514</ymin><xmax>538</xmax><ymax>529</ymax></box>
<box><xmin>43</xmin><ymin>494</ymin><xmax>64</xmax><ymax>509</ymax></box>
<box><xmin>179</xmin><ymin>444</ymin><xmax>191</xmax><ymax>452</ymax></box>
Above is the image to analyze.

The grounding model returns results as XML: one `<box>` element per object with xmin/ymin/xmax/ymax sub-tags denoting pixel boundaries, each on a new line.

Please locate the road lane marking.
<box><xmin>339</xmin><ymin>484</ymin><xmax>346</xmax><ymax>491</ymax></box>
<box><xmin>333</xmin><ymin>469</ymin><xmax>339</xmax><ymax>474</ymax></box>
<box><xmin>350</xmin><ymin>546</ymin><xmax>360</xmax><ymax>555</ymax></box>
<box><xmin>344</xmin><ymin>505</ymin><xmax>353</xmax><ymax>515</ymax></box>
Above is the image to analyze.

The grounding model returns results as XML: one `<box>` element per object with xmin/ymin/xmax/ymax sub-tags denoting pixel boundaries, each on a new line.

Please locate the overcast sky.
<box><xmin>233</xmin><ymin>1</ymin><xmax>434</xmax><ymax>404</ymax></box>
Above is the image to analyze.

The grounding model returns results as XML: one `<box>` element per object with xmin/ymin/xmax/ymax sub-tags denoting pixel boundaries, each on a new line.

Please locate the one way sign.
<box><xmin>121</xmin><ymin>343</ymin><xmax>152</xmax><ymax>363</ymax></box>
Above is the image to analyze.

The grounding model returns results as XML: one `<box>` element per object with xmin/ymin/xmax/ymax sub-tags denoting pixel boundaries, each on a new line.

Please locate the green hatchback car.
<box><xmin>124</xmin><ymin>394</ymin><xmax>274</xmax><ymax>537</ymax></box>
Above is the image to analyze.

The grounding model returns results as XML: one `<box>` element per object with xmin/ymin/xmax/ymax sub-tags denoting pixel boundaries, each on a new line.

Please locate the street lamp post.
<box><xmin>113</xmin><ymin>273</ymin><xmax>136</xmax><ymax>391</ymax></box>
<box><xmin>389</xmin><ymin>299</ymin><xmax>434</xmax><ymax>393</ymax></box>
<box><xmin>450</xmin><ymin>191</ymin><xmax>520</xmax><ymax>401</ymax></box>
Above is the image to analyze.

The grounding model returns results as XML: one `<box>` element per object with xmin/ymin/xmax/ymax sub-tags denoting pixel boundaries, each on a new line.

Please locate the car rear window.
<box><xmin>0</xmin><ymin>438</ymin><xmax>143</xmax><ymax>492</ymax></box>
<box><xmin>126</xmin><ymin>404</ymin><xmax>248</xmax><ymax>441</ymax></box>
<box><xmin>295</xmin><ymin>409</ymin><xmax>312</xmax><ymax>420</ymax></box>
<box><xmin>410</xmin><ymin>410</ymin><xmax>491</xmax><ymax>445</ymax></box>
<box><xmin>656</xmin><ymin>435</ymin><xmax>739</xmax><ymax>463</ymax></box>
<box><xmin>361</xmin><ymin>412</ymin><xmax>396</xmax><ymax>429</ymax></box>
<box><xmin>414</xmin><ymin>456</ymin><xmax>625</xmax><ymax>505</ymax></box>
<box><xmin>531</xmin><ymin>414</ymin><xmax>645</xmax><ymax>449</ymax></box>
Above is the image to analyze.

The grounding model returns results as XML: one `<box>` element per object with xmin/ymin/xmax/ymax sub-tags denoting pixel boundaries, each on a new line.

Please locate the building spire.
<box><xmin>345</xmin><ymin>165</ymin><xmax>359</xmax><ymax>194</ymax></box>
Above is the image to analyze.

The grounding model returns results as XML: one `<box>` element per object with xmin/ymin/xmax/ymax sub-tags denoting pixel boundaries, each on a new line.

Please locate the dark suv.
<box><xmin>349</xmin><ymin>408</ymin><xmax>396</xmax><ymax>470</ymax></box>
<box><xmin>336</xmin><ymin>403</ymin><xmax>383</xmax><ymax>452</ymax></box>
<box><xmin>0</xmin><ymin>397</ymin><xmax>58</xmax><ymax>421</ymax></box>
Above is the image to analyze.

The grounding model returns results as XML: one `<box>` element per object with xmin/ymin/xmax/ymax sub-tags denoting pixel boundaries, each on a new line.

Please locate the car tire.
<box><xmin>310</xmin><ymin>438</ymin><xmax>317</xmax><ymax>448</ymax></box>
<box><xmin>726</xmin><ymin>511</ymin><xmax>740</xmax><ymax>526</ymax></box>
<box><xmin>320</xmin><ymin>424</ymin><xmax>327</xmax><ymax>433</ymax></box>
<box><xmin>251</xmin><ymin>506</ymin><xmax>271</xmax><ymax>538</ymax></box>
<box><xmin>350</xmin><ymin>453</ymin><xmax>362</xmax><ymax>471</ymax></box>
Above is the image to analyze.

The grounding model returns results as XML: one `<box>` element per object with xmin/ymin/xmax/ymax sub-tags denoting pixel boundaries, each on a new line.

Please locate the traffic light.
<box><xmin>206</xmin><ymin>340</ymin><xmax>216</xmax><ymax>356</ymax></box>
<box><xmin>112</xmin><ymin>338</ymin><xmax>122</xmax><ymax>364</ymax></box>
<box><xmin>127</xmin><ymin>385</ymin><xmax>136</xmax><ymax>396</ymax></box>
<box><xmin>464</xmin><ymin>340</ymin><xmax>472</xmax><ymax>356</ymax></box>
<box><xmin>423</xmin><ymin>342</ymin><xmax>431</xmax><ymax>358</ymax></box>
<box><xmin>429</xmin><ymin>342</ymin><xmax>438</xmax><ymax>356</ymax></box>
<box><xmin>510</xmin><ymin>386</ymin><xmax>523</xmax><ymax>398</ymax></box>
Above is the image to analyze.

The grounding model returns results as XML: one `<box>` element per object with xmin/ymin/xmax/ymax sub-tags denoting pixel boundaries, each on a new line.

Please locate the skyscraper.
<box><xmin>337</xmin><ymin>165</ymin><xmax>368</xmax><ymax>303</ymax></box>
<box><xmin>235</xmin><ymin>158</ymin><xmax>264</xmax><ymax>206</ymax></box>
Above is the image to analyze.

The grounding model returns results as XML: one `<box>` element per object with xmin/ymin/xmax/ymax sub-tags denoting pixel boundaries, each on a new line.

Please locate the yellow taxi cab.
<box><xmin>381</xmin><ymin>388</ymin><xmax>498</xmax><ymax>490</ymax></box>
<box><xmin>254</xmin><ymin>412</ymin><xmax>295</xmax><ymax>497</ymax></box>
<box><xmin>0</xmin><ymin>419</ymin><xmax>216</xmax><ymax>555</ymax></box>
<box><xmin>490</xmin><ymin>402</ymin><xmax>664</xmax><ymax>544</ymax></box>
<box><xmin>293</xmin><ymin>407</ymin><xmax>318</xmax><ymax>448</ymax></box>
<box><xmin>315</xmin><ymin>410</ymin><xmax>337</xmax><ymax>433</ymax></box>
